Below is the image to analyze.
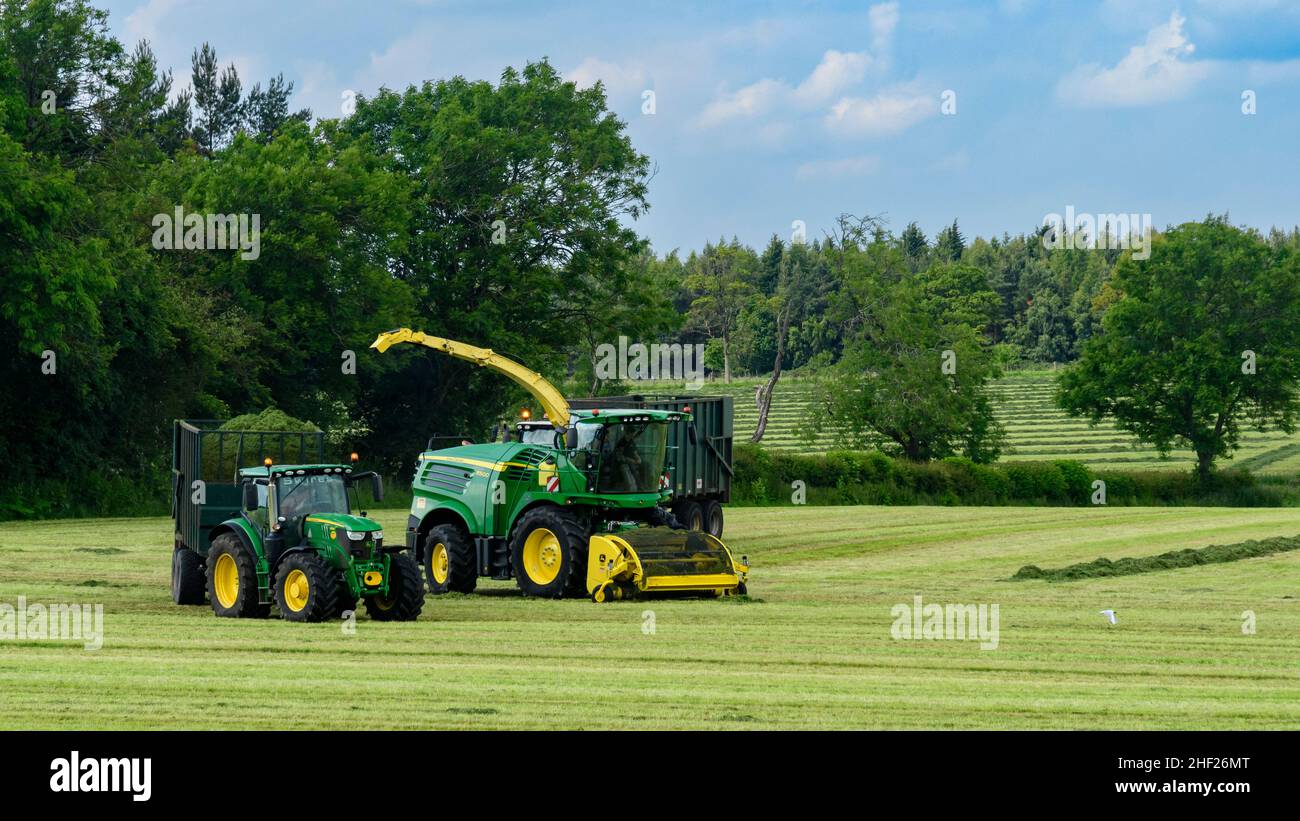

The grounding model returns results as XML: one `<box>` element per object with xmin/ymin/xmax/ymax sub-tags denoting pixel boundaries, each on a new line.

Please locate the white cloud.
<box><xmin>698</xmin><ymin>48</ymin><xmax>873</xmax><ymax>128</ymax></box>
<box><xmin>824</xmin><ymin>90</ymin><xmax>937</xmax><ymax>137</ymax></box>
<box><xmin>123</xmin><ymin>0</ymin><xmax>184</xmax><ymax>47</ymax></box>
<box><xmin>796</xmin><ymin>154</ymin><xmax>881</xmax><ymax>180</ymax></box>
<box><xmin>869</xmin><ymin>2</ymin><xmax>900</xmax><ymax>55</ymax></box>
<box><xmin>697</xmin><ymin>78</ymin><xmax>787</xmax><ymax>127</ymax></box>
<box><xmin>1056</xmin><ymin>12</ymin><xmax>1211</xmax><ymax>107</ymax></box>
<box><xmin>795</xmin><ymin>50</ymin><xmax>873</xmax><ymax>104</ymax></box>
<box><xmin>566</xmin><ymin>57</ymin><xmax>649</xmax><ymax>100</ymax></box>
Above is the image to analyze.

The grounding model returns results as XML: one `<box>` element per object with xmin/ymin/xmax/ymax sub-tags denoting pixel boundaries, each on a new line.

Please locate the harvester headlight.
<box><xmin>346</xmin><ymin>530</ymin><xmax>367</xmax><ymax>541</ymax></box>
<box><xmin>372</xmin><ymin>530</ymin><xmax>384</xmax><ymax>541</ymax></box>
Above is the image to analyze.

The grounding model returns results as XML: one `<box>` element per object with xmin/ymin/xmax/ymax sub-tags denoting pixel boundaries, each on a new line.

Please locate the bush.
<box><xmin>729</xmin><ymin>445</ymin><xmax>1300</xmax><ymax>508</ymax></box>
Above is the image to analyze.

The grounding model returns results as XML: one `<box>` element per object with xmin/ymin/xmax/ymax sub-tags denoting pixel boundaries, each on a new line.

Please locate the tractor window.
<box><xmin>595</xmin><ymin>422</ymin><xmax>667</xmax><ymax>493</ymax></box>
<box><xmin>276</xmin><ymin>475</ymin><xmax>349</xmax><ymax>522</ymax></box>
<box><xmin>518</xmin><ymin>426</ymin><xmax>555</xmax><ymax>445</ymax></box>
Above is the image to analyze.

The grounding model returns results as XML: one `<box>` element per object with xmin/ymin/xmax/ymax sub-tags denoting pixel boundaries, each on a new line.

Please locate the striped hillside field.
<box><xmin>633</xmin><ymin>370</ymin><xmax>1300</xmax><ymax>474</ymax></box>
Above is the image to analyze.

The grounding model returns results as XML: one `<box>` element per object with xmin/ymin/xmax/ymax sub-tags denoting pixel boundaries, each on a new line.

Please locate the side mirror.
<box><xmin>371</xmin><ymin>474</ymin><xmax>384</xmax><ymax>503</ymax></box>
<box><xmin>242</xmin><ymin>482</ymin><xmax>258</xmax><ymax>511</ymax></box>
<box><xmin>565</xmin><ymin>427</ymin><xmax>578</xmax><ymax>449</ymax></box>
<box><xmin>688</xmin><ymin>423</ymin><xmax>699</xmax><ymax>446</ymax></box>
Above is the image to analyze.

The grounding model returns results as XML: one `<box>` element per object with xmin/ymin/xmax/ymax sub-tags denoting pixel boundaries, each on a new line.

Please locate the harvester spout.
<box><xmin>370</xmin><ymin>328</ymin><xmax>571</xmax><ymax>428</ymax></box>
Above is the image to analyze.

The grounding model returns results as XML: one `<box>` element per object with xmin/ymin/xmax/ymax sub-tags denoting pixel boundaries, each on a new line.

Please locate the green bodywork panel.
<box><xmin>212</xmin><ymin>464</ymin><xmax>391</xmax><ymax>604</ymax></box>
<box><xmin>409</xmin><ymin>409</ymin><xmax>682</xmax><ymax>540</ymax></box>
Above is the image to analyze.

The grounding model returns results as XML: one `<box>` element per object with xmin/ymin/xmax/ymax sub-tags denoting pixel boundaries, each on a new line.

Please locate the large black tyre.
<box><xmin>675</xmin><ymin>500</ymin><xmax>704</xmax><ymax>532</ymax></box>
<box><xmin>509</xmin><ymin>506</ymin><xmax>588</xmax><ymax>598</ymax></box>
<box><xmin>274</xmin><ymin>552</ymin><xmax>340</xmax><ymax>623</ymax></box>
<box><xmin>703</xmin><ymin>500</ymin><xmax>725</xmax><ymax>538</ymax></box>
<box><xmin>207</xmin><ymin>533</ymin><xmax>269</xmax><ymax>618</ymax></box>
<box><xmin>172</xmin><ymin>546</ymin><xmax>207</xmax><ymax>605</ymax></box>
<box><xmin>424</xmin><ymin>524</ymin><xmax>477</xmax><ymax>594</ymax></box>
<box><xmin>366</xmin><ymin>552</ymin><xmax>425</xmax><ymax>621</ymax></box>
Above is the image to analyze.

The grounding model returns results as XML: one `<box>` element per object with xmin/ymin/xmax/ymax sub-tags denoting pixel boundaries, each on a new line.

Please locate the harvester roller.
<box><xmin>587</xmin><ymin>527</ymin><xmax>748</xmax><ymax>603</ymax></box>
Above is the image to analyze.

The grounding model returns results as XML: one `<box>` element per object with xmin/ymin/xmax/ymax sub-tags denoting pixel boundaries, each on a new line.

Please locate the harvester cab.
<box><xmin>171</xmin><ymin>420</ymin><xmax>425</xmax><ymax>622</ymax></box>
<box><xmin>370</xmin><ymin>328</ymin><xmax>749</xmax><ymax>601</ymax></box>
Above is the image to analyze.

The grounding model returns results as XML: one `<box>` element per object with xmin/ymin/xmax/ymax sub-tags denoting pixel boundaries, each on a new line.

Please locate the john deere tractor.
<box><xmin>371</xmin><ymin>329</ymin><xmax>748</xmax><ymax>601</ymax></box>
<box><xmin>171</xmin><ymin>421</ymin><xmax>425</xmax><ymax>622</ymax></box>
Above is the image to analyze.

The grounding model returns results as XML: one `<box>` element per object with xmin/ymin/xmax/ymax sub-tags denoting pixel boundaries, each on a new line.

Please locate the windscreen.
<box><xmin>276</xmin><ymin>474</ymin><xmax>350</xmax><ymax>520</ymax></box>
<box><xmin>595</xmin><ymin>421</ymin><xmax>667</xmax><ymax>493</ymax></box>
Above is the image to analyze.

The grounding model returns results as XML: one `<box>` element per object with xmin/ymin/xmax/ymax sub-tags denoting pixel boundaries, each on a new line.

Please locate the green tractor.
<box><xmin>372</xmin><ymin>329</ymin><xmax>748</xmax><ymax>601</ymax></box>
<box><xmin>171</xmin><ymin>422</ymin><xmax>425</xmax><ymax>622</ymax></box>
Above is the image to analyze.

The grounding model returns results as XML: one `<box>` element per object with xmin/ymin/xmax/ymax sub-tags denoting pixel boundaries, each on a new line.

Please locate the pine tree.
<box><xmin>934</xmin><ymin>219</ymin><xmax>966</xmax><ymax>262</ymax></box>
<box><xmin>191</xmin><ymin>43</ymin><xmax>241</xmax><ymax>153</ymax></box>
<box><xmin>900</xmin><ymin>221</ymin><xmax>928</xmax><ymax>271</ymax></box>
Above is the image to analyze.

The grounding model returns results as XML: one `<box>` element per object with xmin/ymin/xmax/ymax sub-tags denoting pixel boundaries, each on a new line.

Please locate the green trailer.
<box><xmin>170</xmin><ymin>420</ymin><xmax>424</xmax><ymax>622</ymax></box>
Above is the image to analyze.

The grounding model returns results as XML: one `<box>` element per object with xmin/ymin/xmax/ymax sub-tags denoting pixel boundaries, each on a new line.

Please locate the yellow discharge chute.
<box><xmin>370</xmin><ymin>328</ymin><xmax>572</xmax><ymax>428</ymax></box>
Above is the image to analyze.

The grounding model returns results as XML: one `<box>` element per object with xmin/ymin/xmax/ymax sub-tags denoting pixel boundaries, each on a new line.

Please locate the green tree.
<box><xmin>814</xmin><ymin>236</ymin><xmax>1003</xmax><ymax>461</ymax></box>
<box><xmin>190</xmin><ymin>43</ymin><xmax>241</xmax><ymax>153</ymax></box>
<box><xmin>934</xmin><ymin>219</ymin><xmax>966</xmax><ymax>262</ymax></box>
<box><xmin>684</xmin><ymin>239</ymin><xmax>758</xmax><ymax>382</ymax></box>
<box><xmin>333</xmin><ymin>61</ymin><xmax>656</xmax><ymax>464</ymax></box>
<box><xmin>1058</xmin><ymin>217</ymin><xmax>1300</xmax><ymax>479</ymax></box>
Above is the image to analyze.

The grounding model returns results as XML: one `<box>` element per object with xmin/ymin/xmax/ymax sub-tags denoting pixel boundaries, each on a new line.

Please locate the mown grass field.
<box><xmin>3</xmin><ymin>505</ymin><xmax>1299</xmax><ymax>729</ymax></box>
<box><xmin>671</xmin><ymin>371</ymin><xmax>1300</xmax><ymax>473</ymax></box>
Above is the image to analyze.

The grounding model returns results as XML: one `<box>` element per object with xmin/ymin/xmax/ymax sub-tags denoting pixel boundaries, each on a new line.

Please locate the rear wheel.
<box><xmin>274</xmin><ymin>552</ymin><xmax>340</xmax><ymax>623</ymax></box>
<box><xmin>675</xmin><ymin>501</ymin><xmax>704</xmax><ymax>532</ymax></box>
<box><xmin>172</xmin><ymin>546</ymin><xmax>206</xmax><ymax>605</ymax></box>
<box><xmin>366</xmin><ymin>552</ymin><xmax>425</xmax><ymax>621</ymax></box>
<box><xmin>207</xmin><ymin>534</ymin><xmax>268</xmax><ymax>618</ymax></box>
<box><xmin>510</xmin><ymin>506</ymin><xmax>588</xmax><ymax>598</ymax></box>
<box><xmin>424</xmin><ymin>524</ymin><xmax>476</xmax><ymax>594</ymax></box>
<box><xmin>703</xmin><ymin>500</ymin><xmax>724</xmax><ymax>538</ymax></box>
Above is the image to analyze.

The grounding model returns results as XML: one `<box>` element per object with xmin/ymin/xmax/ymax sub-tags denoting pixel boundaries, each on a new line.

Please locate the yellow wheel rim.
<box><xmin>522</xmin><ymin>528</ymin><xmax>562</xmax><ymax>586</ymax></box>
<box><xmin>283</xmin><ymin>568</ymin><xmax>310</xmax><ymax>612</ymax></box>
<box><xmin>431</xmin><ymin>543</ymin><xmax>449</xmax><ymax>585</ymax></box>
<box><xmin>213</xmin><ymin>553</ymin><xmax>239</xmax><ymax>608</ymax></box>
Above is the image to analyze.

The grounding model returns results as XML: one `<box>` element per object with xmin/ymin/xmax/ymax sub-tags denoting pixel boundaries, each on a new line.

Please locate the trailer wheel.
<box><xmin>366</xmin><ymin>552</ymin><xmax>425</xmax><ymax>621</ymax></box>
<box><xmin>274</xmin><ymin>552</ymin><xmax>340</xmax><ymax>623</ymax></box>
<box><xmin>509</xmin><ymin>506</ymin><xmax>588</xmax><ymax>598</ymax></box>
<box><xmin>675</xmin><ymin>501</ymin><xmax>704</xmax><ymax>532</ymax></box>
<box><xmin>172</xmin><ymin>546</ymin><xmax>207</xmax><ymax>605</ymax></box>
<box><xmin>424</xmin><ymin>524</ymin><xmax>477</xmax><ymax>594</ymax></box>
<box><xmin>207</xmin><ymin>534</ymin><xmax>269</xmax><ymax>618</ymax></box>
<box><xmin>704</xmin><ymin>500</ymin><xmax>724</xmax><ymax>538</ymax></box>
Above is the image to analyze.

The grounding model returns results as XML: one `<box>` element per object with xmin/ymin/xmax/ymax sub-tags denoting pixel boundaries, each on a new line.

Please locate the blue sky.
<box><xmin>99</xmin><ymin>0</ymin><xmax>1300</xmax><ymax>253</ymax></box>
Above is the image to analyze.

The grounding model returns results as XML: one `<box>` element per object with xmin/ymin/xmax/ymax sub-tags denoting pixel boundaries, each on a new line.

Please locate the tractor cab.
<box><xmin>238</xmin><ymin>463</ymin><xmax>384</xmax><ymax>548</ymax></box>
<box><xmin>516</xmin><ymin>409</ymin><xmax>685</xmax><ymax>495</ymax></box>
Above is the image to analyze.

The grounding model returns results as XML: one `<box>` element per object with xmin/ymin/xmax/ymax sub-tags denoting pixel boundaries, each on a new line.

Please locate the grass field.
<box><xmin>3</xmin><ymin>505</ymin><xmax>1299</xmax><ymax>729</ymax></box>
<box><xmin>669</xmin><ymin>370</ymin><xmax>1300</xmax><ymax>473</ymax></box>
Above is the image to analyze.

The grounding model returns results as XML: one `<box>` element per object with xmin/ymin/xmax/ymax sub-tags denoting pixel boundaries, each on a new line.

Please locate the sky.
<box><xmin>98</xmin><ymin>0</ymin><xmax>1300</xmax><ymax>254</ymax></box>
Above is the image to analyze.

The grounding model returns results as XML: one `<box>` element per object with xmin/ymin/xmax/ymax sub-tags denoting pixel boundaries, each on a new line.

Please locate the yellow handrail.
<box><xmin>370</xmin><ymin>328</ymin><xmax>571</xmax><ymax>428</ymax></box>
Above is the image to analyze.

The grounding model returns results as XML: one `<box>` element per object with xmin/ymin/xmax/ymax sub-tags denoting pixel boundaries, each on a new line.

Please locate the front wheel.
<box><xmin>366</xmin><ymin>552</ymin><xmax>425</xmax><ymax>621</ymax></box>
<box><xmin>274</xmin><ymin>552</ymin><xmax>340</xmax><ymax>623</ymax></box>
<box><xmin>509</xmin><ymin>506</ymin><xmax>588</xmax><ymax>598</ymax></box>
<box><xmin>424</xmin><ymin>524</ymin><xmax>476</xmax><ymax>594</ymax></box>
